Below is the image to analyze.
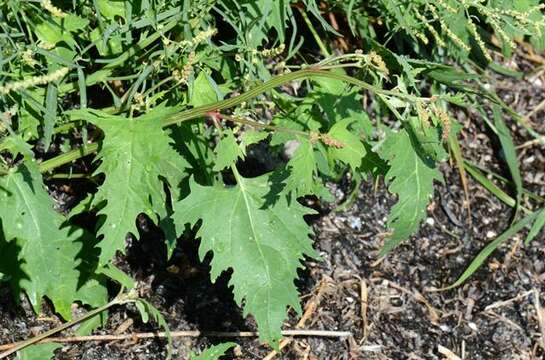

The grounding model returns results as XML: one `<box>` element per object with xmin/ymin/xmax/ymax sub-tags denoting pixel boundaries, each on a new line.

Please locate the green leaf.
<box><xmin>422</xmin><ymin>65</ymin><xmax>480</xmax><ymax>84</ymax></box>
<box><xmin>407</xmin><ymin>117</ymin><xmax>448</xmax><ymax>162</ymax></box>
<box><xmin>75</xmin><ymin>310</ymin><xmax>108</xmax><ymax>336</ymax></box>
<box><xmin>17</xmin><ymin>343</ymin><xmax>61</xmax><ymax>360</ymax></box>
<box><xmin>190</xmin><ymin>342</ymin><xmax>236</xmax><ymax>360</ymax></box>
<box><xmin>464</xmin><ymin>162</ymin><xmax>516</xmax><ymax>208</ymax></box>
<box><xmin>34</xmin><ymin>18</ymin><xmax>74</xmax><ymax>47</ymax></box>
<box><xmin>85</xmin><ymin>110</ymin><xmax>188</xmax><ymax>265</ymax></box>
<box><xmin>0</xmin><ymin>162</ymin><xmax>107</xmax><ymax>319</ymax></box>
<box><xmin>327</xmin><ymin>118</ymin><xmax>366</xmax><ymax>170</ymax></box>
<box><xmin>96</xmin><ymin>0</ymin><xmax>126</xmax><ymax>19</ymax></box>
<box><xmin>379</xmin><ymin>129</ymin><xmax>442</xmax><ymax>255</ymax></box>
<box><xmin>314</xmin><ymin>75</ymin><xmax>373</xmax><ymax>136</ymax></box>
<box><xmin>134</xmin><ymin>299</ymin><xmax>172</xmax><ymax>359</ymax></box>
<box><xmin>98</xmin><ymin>264</ymin><xmax>136</xmax><ymax>289</ymax></box>
<box><xmin>241</xmin><ymin>130</ymin><xmax>269</xmax><ymax>148</ymax></box>
<box><xmin>90</xmin><ymin>28</ymin><xmax>122</xmax><ymax>56</ymax></box>
<box><xmin>284</xmin><ymin>138</ymin><xmax>318</xmax><ymax>196</ymax></box>
<box><xmin>173</xmin><ymin>174</ymin><xmax>317</xmax><ymax>348</ymax></box>
<box><xmin>213</xmin><ymin>130</ymin><xmax>245</xmax><ymax>172</ymax></box>
<box><xmin>64</xmin><ymin>14</ymin><xmax>90</xmax><ymax>32</ymax></box>
<box><xmin>191</xmin><ymin>70</ymin><xmax>221</xmax><ymax>107</ymax></box>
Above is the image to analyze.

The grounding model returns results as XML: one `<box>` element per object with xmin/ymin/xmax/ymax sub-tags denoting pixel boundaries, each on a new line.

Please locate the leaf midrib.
<box><xmin>236</xmin><ymin>178</ymin><xmax>274</xmax><ymax>334</ymax></box>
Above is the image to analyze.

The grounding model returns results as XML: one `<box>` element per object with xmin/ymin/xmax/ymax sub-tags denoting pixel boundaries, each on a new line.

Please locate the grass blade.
<box><xmin>464</xmin><ymin>161</ymin><xmax>516</xmax><ymax>208</ymax></box>
<box><xmin>442</xmin><ymin>211</ymin><xmax>539</xmax><ymax>290</ymax></box>
<box><xmin>43</xmin><ymin>83</ymin><xmax>58</xmax><ymax>151</ymax></box>
<box><xmin>492</xmin><ymin>104</ymin><xmax>522</xmax><ymax>218</ymax></box>
<box><xmin>77</xmin><ymin>67</ymin><xmax>87</xmax><ymax>109</ymax></box>
<box><xmin>465</xmin><ymin>160</ymin><xmax>545</xmax><ymax>203</ymax></box>
<box><xmin>448</xmin><ymin>131</ymin><xmax>471</xmax><ymax>223</ymax></box>
<box><xmin>526</xmin><ymin>207</ymin><xmax>545</xmax><ymax>245</ymax></box>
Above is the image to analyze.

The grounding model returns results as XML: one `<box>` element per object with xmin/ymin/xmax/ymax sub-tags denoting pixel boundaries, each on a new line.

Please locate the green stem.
<box><xmin>36</xmin><ymin>66</ymin><xmax>431</xmax><ymax>174</ymax></box>
<box><xmin>297</xmin><ymin>7</ymin><xmax>330</xmax><ymax>57</ymax></box>
<box><xmin>216</xmin><ymin>113</ymin><xmax>309</xmax><ymax>137</ymax></box>
<box><xmin>39</xmin><ymin>143</ymin><xmax>99</xmax><ymax>173</ymax></box>
<box><xmin>47</xmin><ymin>173</ymin><xmax>94</xmax><ymax>180</ymax></box>
<box><xmin>160</xmin><ymin>67</ymin><xmax>429</xmax><ymax>128</ymax></box>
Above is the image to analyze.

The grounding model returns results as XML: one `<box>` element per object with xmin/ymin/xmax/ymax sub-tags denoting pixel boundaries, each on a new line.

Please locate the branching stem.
<box><xmin>14</xmin><ymin>65</ymin><xmax>434</xmax><ymax>174</ymax></box>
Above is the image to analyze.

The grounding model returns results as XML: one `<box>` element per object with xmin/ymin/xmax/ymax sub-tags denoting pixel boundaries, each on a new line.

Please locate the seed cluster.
<box><xmin>403</xmin><ymin>0</ymin><xmax>545</xmax><ymax>59</ymax></box>
<box><xmin>41</xmin><ymin>0</ymin><xmax>67</xmax><ymax>18</ymax></box>
<box><xmin>0</xmin><ymin>67</ymin><xmax>69</xmax><ymax>95</ymax></box>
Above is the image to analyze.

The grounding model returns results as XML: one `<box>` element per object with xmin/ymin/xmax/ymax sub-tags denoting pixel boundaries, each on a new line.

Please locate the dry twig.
<box><xmin>533</xmin><ymin>289</ymin><xmax>545</xmax><ymax>351</ymax></box>
<box><xmin>360</xmin><ymin>278</ymin><xmax>369</xmax><ymax>341</ymax></box>
<box><xmin>483</xmin><ymin>290</ymin><xmax>533</xmax><ymax>311</ymax></box>
<box><xmin>0</xmin><ymin>329</ymin><xmax>351</xmax><ymax>352</ymax></box>
<box><xmin>438</xmin><ymin>344</ymin><xmax>462</xmax><ymax>360</ymax></box>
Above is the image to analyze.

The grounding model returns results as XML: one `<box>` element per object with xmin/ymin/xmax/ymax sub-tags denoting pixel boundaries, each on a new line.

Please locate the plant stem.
<box><xmin>0</xmin><ymin>294</ymin><xmax>127</xmax><ymax>359</ymax></box>
<box><xmin>33</xmin><ymin>66</ymin><xmax>432</xmax><ymax>175</ymax></box>
<box><xmin>215</xmin><ymin>113</ymin><xmax>309</xmax><ymax>138</ymax></box>
<box><xmin>38</xmin><ymin>143</ymin><xmax>99</xmax><ymax>173</ymax></box>
<box><xmin>0</xmin><ymin>329</ymin><xmax>351</xmax><ymax>351</ymax></box>
<box><xmin>297</xmin><ymin>7</ymin><xmax>331</xmax><ymax>57</ymax></box>
<box><xmin>160</xmin><ymin>67</ymin><xmax>430</xmax><ymax>128</ymax></box>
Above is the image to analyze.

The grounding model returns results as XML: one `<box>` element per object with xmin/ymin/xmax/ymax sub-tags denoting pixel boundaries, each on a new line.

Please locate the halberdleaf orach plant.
<box><xmin>0</xmin><ymin>0</ymin><xmax>544</xmax><ymax>357</ymax></box>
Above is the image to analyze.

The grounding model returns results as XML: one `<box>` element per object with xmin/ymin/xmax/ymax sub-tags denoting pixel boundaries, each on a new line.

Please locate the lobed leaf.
<box><xmin>327</xmin><ymin>118</ymin><xmax>367</xmax><ymax>170</ymax></box>
<box><xmin>85</xmin><ymin>110</ymin><xmax>188</xmax><ymax>265</ymax></box>
<box><xmin>284</xmin><ymin>137</ymin><xmax>319</xmax><ymax>196</ymax></box>
<box><xmin>379</xmin><ymin>128</ymin><xmax>442</xmax><ymax>255</ymax></box>
<box><xmin>0</xmin><ymin>161</ymin><xmax>106</xmax><ymax>319</ymax></box>
<box><xmin>173</xmin><ymin>174</ymin><xmax>317</xmax><ymax>348</ymax></box>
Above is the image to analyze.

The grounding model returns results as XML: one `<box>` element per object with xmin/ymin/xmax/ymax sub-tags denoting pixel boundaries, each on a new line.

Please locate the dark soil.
<box><xmin>1</xmin><ymin>55</ymin><xmax>544</xmax><ymax>360</ymax></box>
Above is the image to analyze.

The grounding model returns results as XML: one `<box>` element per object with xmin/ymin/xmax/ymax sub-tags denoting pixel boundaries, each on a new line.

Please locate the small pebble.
<box><xmin>390</xmin><ymin>297</ymin><xmax>403</xmax><ymax>307</ymax></box>
<box><xmin>486</xmin><ymin>230</ymin><xmax>496</xmax><ymax>239</ymax></box>
<box><xmin>523</xmin><ymin>156</ymin><xmax>535</xmax><ymax>164</ymax></box>
<box><xmin>426</xmin><ymin>217</ymin><xmax>435</xmax><ymax>226</ymax></box>
<box><xmin>348</xmin><ymin>216</ymin><xmax>362</xmax><ymax>230</ymax></box>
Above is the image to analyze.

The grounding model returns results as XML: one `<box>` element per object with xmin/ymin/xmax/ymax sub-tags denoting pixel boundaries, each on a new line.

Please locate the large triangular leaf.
<box><xmin>172</xmin><ymin>174</ymin><xmax>317</xmax><ymax>348</ymax></box>
<box><xmin>0</xmin><ymin>161</ymin><xmax>106</xmax><ymax>319</ymax></box>
<box><xmin>379</xmin><ymin>129</ymin><xmax>443</xmax><ymax>255</ymax></box>
<box><xmin>84</xmin><ymin>110</ymin><xmax>188</xmax><ymax>264</ymax></box>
